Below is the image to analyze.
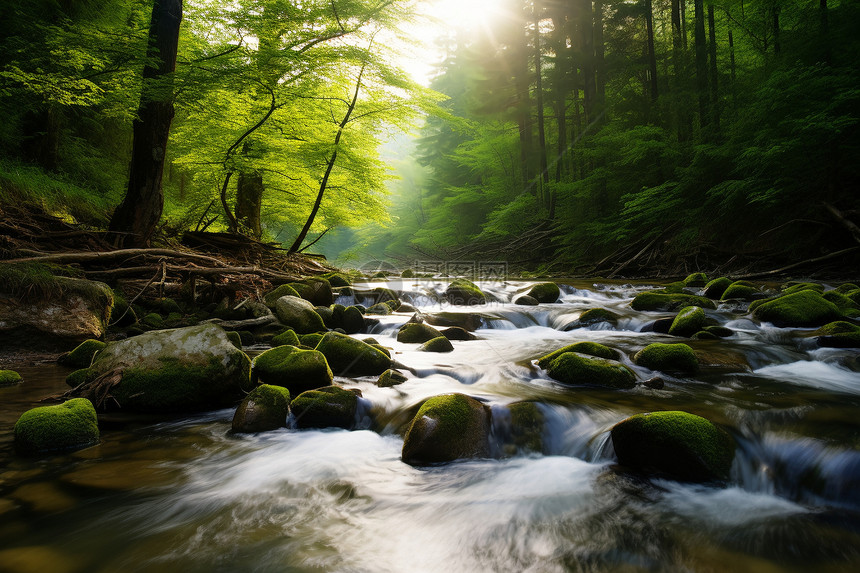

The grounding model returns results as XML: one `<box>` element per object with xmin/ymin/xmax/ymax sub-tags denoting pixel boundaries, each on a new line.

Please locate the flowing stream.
<box><xmin>1</xmin><ymin>279</ymin><xmax>860</xmax><ymax>572</ymax></box>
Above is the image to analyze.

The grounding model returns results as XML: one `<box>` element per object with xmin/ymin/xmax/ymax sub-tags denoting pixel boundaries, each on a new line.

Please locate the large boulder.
<box><xmin>0</xmin><ymin>265</ymin><xmax>113</xmax><ymax>349</ymax></box>
<box><xmin>545</xmin><ymin>352</ymin><xmax>636</xmax><ymax>389</ymax></box>
<box><xmin>611</xmin><ymin>411</ymin><xmax>735</xmax><ymax>482</ymax></box>
<box><xmin>290</xmin><ymin>386</ymin><xmax>358</xmax><ymax>429</ymax></box>
<box><xmin>231</xmin><ymin>384</ymin><xmax>291</xmax><ymax>433</ymax></box>
<box><xmin>14</xmin><ymin>398</ymin><xmax>99</xmax><ymax>455</ymax></box>
<box><xmin>401</xmin><ymin>393</ymin><xmax>490</xmax><ymax>465</ymax></box>
<box><xmin>397</xmin><ymin>323</ymin><xmax>444</xmax><ymax>344</ymax></box>
<box><xmin>631</xmin><ymin>292</ymin><xmax>716</xmax><ymax>312</ymax></box>
<box><xmin>68</xmin><ymin>323</ymin><xmax>252</xmax><ymax>412</ymax></box>
<box><xmin>752</xmin><ymin>290</ymin><xmax>843</xmax><ymax>327</ymax></box>
<box><xmin>274</xmin><ymin>295</ymin><xmax>326</xmax><ymax>333</ymax></box>
<box><xmin>634</xmin><ymin>343</ymin><xmax>698</xmax><ymax>375</ymax></box>
<box><xmin>668</xmin><ymin>306</ymin><xmax>707</xmax><ymax>337</ymax></box>
<box><xmin>287</xmin><ymin>278</ymin><xmax>333</xmax><ymax>307</ymax></box>
<box><xmin>537</xmin><ymin>341</ymin><xmax>620</xmax><ymax>368</ymax></box>
<box><xmin>445</xmin><ymin>279</ymin><xmax>487</xmax><ymax>305</ymax></box>
<box><xmin>526</xmin><ymin>282</ymin><xmax>561</xmax><ymax>303</ymax></box>
<box><xmin>315</xmin><ymin>332</ymin><xmax>391</xmax><ymax>376</ymax></box>
<box><xmin>814</xmin><ymin>321</ymin><xmax>860</xmax><ymax>348</ymax></box>
<box><xmin>252</xmin><ymin>345</ymin><xmax>333</xmax><ymax>394</ymax></box>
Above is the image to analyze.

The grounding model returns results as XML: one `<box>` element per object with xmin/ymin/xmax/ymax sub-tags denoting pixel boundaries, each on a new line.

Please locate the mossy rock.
<box><xmin>445</xmin><ymin>279</ymin><xmax>487</xmax><ymax>305</ymax></box>
<box><xmin>263</xmin><ymin>284</ymin><xmax>301</xmax><ymax>307</ymax></box>
<box><xmin>683</xmin><ymin>273</ymin><xmax>709</xmax><ymax>287</ymax></box>
<box><xmin>58</xmin><ymin>339</ymin><xmax>106</xmax><ymax>369</ymax></box>
<box><xmin>702</xmin><ymin>325</ymin><xmax>734</xmax><ymax>338</ymax></box>
<box><xmin>371</xmin><ymin>287</ymin><xmax>399</xmax><ymax>305</ymax></box>
<box><xmin>271</xmin><ymin>329</ymin><xmax>301</xmax><ymax>347</ymax></box>
<box><xmin>377</xmin><ymin>369</ymin><xmax>408</xmax><ymax>388</ymax></box>
<box><xmin>288</xmin><ymin>278</ymin><xmax>333</xmax><ymax>307</ymax></box>
<box><xmin>546</xmin><ymin>352</ymin><xmax>636</xmax><ymax>389</ymax></box>
<box><xmin>691</xmin><ymin>330</ymin><xmax>719</xmax><ymax>340</ymax></box>
<box><xmin>575</xmin><ymin>308</ymin><xmax>620</xmax><ymax>327</ymax></box>
<box><xmin>514</xmin><ymin>295</ymin><xmax>539</xmax><ymax>306</ymax></box>
<box><xmin>315</xmin><ymin>305</ymin><xmax>335</xmax><ymax>326</ymax></box>
<box><xmin>782</xmin><ymin>282</ymin><xmax>824</xmax><ymax>295</ymax></box>
<box><xmin>401</xmin><ymin>269</ymin><xmax>415</xmax><ymax>278</ymax></box>
<box><xmin>425</xmin><ymin>312</ymin><xmax>486</xmax><ymax>331</ymax></box>
<box><xmin>151</xmin><ymin>297</ymin><xmax>182</xmax><ymax>315</ymax></box>
<box><xmin>441</xmin><ymin>326</ymin><xmax>478</xmax><ymax>341</ymax></box>
<box><xmin>634</xmin><ymin>343</ymin><xmax>698</xmax><ymax>375</ymax></box>
<box><xmin>315</xmin><ymin>332</ymin><xmax>391</xmax><ymax>376</ymax></box>
<box><xmin>397</xmin><ymin>323</ymin><xmax>443</xmax><ymax>344</ymax></box>
<box><xmin>301</xmin><ymin>333</ymin><xmax>324</xmax><ymax>348</ymax></box>
<box><xmin>328</xmin><ymin>304</ymin><xmax>346</xmax><ymax>329</ymax></box>
<box><xmin>526</xmin><ymin>282</ymin><xmax>560</xmax><ymax>303</ymax></box>
<box><xmin>370</xmin><ymin>344</ymin><xmax>391</xmax><ymax>357</ymax></box>
<box><xmin>14</xmin><ymin>398</ymin><xmax>99</xmax><ymax>455</ymax></box>
<box><xmin>65</xmin><ymin>368</ymin><xmax>95</xmax><ymax>388</ymax></box>
<box><xmin>418</xmin><ymin>336</ymin><xmax>454</xmax><ymax>353</ymax></box>
<box><xmin>401</xmin><ymin>393</ymin><xmax>490</xmax><ymax>465</ymax></box>
<box><xmin>668</xmin><ymin>306</ymin><xmax>707</xmax><ymax>337</ymax></box>
<box><xmin>835</xmin><ymin>283</ymin><xmax>859</xmax><ymax>294</ymax></box>
<box><xmin>226</xmin><ymin>331</ymin><xmax>243</xmax><ymax>349</ymax></box>
<box><xmin>610</xmin><ymin>411</ymin><xmax>735</xmax><ymax>482</ymax></box>
<box><xmin>752</xmin><ymin>290</ymin><xmax>843</xmax><ymax>327</ymax></box>
<box><xmin>321</xmin><ymin>272</ymin><xmax>351</xmax><ymax>287</ymax></box>
<box><xmin>273</xmin><ymin>295</ymin><xmax>326</xmax><ymax>334</ymax></box>
<box><xmin>365</xmin><ymin>303</ymin><xmax>392</xmax><ymax>315</ymax></box>
<box><xmin>231</xmin><ymin>385</ymin><xmax>291</xmax><ymax>433</ymax></box>
<box><xmin>252</xmin><ymin>345</ymin><xmax>333</xmax><ymax>395</ymax></box>
<box><xmin>814</xmin><ymin>321</ymin><xmax>860</xmax><ymax>348</ymax></box>
<box><xmin>291</xmin><ymin>386</ymin><xmax>358</xmax><ymax>430</ymax></box>
<box><xmin>79</xmin><ymin>323</ymin><xmax>253</xmax><ymax>412</ymax></box>
<box><xmin>342</xmin><ymin>306</ymin><xmax>365</xmax><ymax>334</ymax></box>
<box><xmin>720</xmin><ymin>281</ymin><xmax>760</xmax><ymax>301</ymax></box>
<box><xmin>822</xmin><ymin>290</ymin><xmax>860</xmax><ymax>311</ymax></box>
<box><xmin>110</xmin><ymin>289</ymin><xmax>137</xmax><ymax>327</ymax></box>
<box><xmin>631</xmin><ymin>292</ymin><xmax>716</xmax><ymax>312</ymax></box>
<box><xmin>507</xmin><ymin>401</ymin><xmax>545</xmax><ymax>455</ymax></box>
<box><xmin>141</xmin><ymin>313</ymin><xmax>165</xmax><ymax>329</ymax></box>
<box><xmin>846</xmin><ymin>289</ymin><xmax>860</xmax><ymax>305</ymax></box>
<box><xmin>537</xmin><ymin>341</ymin><xmax>619</xmax><ymax>369</ymax></box>
<box><xmin>0</xmin><ymin>369</ymin><xmax>23</xmax><ymax>387</ymax></box>
<box><xmin>703</xmin><ymin>277</ymin><xmax>733</xmax><ymax>299</ymax></box>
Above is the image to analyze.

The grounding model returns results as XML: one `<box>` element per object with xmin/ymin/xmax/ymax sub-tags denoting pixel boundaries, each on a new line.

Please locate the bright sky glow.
<box><xmin>399</xmin><ymin>0</ymin><xmax>505</xmax><ymax>85</ymax></box>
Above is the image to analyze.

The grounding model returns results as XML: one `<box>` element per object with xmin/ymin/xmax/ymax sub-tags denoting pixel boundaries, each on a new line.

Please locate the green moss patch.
<box><xmin>611</xmin><ymin>411</ymin><xmax>735</xmax><ymax>482</ymax></box>
<box><xmin>0</xmin><ymin>369</ymin><xmax>23</xmax><ymax>387</ymax></box>
<box><xmin>252</xmin><ymin>345</ymin><xmax>333</xmax><ymax>394</ymax></box>
<box><xmin>720</xmin><ymin>281</ymin><xmax>760</xmax><ymax>301</ymax></box>
<box><xmin>683</xmin><ymin>273</ymin><xmax>709</xmax><ymax>287</ymax></box>
<box><xmin>14</xmin><ymin>398</ymin><xmax>99</xmax><ymax>455</ymax></box>
<box><xmin>271</xmin><ymin>329</ymin><xmax>301</xmax><ymax>347</ymax></box>
<box><xmin>264</xmin><ymin>284</ymin><xmax>301</xmax><ymax>307</ymax></box>
<box><xmin>401</xmin><ymin>393</ymin><xmax>490</xmax><ymax>465</ymax></box>
<box><xmin>782</xmin><ymin>282</ymin><xmax>824</xmax><ymax>295</ymax></box>
<box><xmin>315</xmin><ymin>332</ymin><xmax>391</xmax><ymax>376</ymax></box>
<box><xmin>537</xmin><ymin>341</ymin><xmax>620</xmax><ymax>368</ymax></box>
<box><xmin>814</xmin><ymin>321</ymin><xmax>860</xmax><ymax>348</ymax></box>
<box><xmin>634</xmin><ymin>343</ymin><xmax>698</xmax><ymax>375</ymax></box>
<box><xmin>703</xmin><ymin>277</ymin><xmax>733</xmax><ymax>299</ymax></box>
<box><xmin>546</xmin><ymin>352</ymin><xmax>636</xmax><ymax>389</ymax></box>
<box><xmin>526</xmin><ymin>282</ymin><xmax>561</xmax><ymax>303</ymax></box>
<box><xmin>631</xmin><ymin>292</ymin><xmax>716</xmax><ymax>312</ymax></box>
<box><xmin>752</xmin><ymin>290</ymin><xmax>843</xmax><ymax>327</ymax></box>
<box><xmin>668</xmin><ymin>306</ymin><xmax>707</xmax><ymax>337</ymax></box>
<box><xmin>377</xmin><ymin>369</ymin><xmax>408</xmax><ymax>388</ymax></box>
<box><xmin>445</xmin><ymin>279</ymin><xmax>487</xmax><ymax>305</ymax></box>
<box><xmin>291</xmin><ymin>386</ymin><xmax>358</xmax><ymax>430</ymax></box>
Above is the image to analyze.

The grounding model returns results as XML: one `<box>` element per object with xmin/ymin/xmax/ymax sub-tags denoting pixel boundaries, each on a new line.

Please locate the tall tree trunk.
<box><xmin>21</xmin><ymin>106</ymin><xmax>61</xmax><ymax>171</ymax></box>
<box><xmin>680</xmin><ymin>0</ymin><xmax>688</xmax><ymax>50</ymax></box>
<box><xmin>707</xmin><ymin>4</ymin><xmax>720</xmax><ymax>132</ymax></box>
<box><xmin>671</xmin><ymin>0</ymin><xmax>690</xmax><ymax>142</ymax></box>
<box><xmin>579</xmin><ymin>0</ymin><xmax>596</xmax><ymax>124</ymax></box>
<box><xmin>593</xmin><ymin>0</ymin><xmax>606</xmax><ymax>121</ymax></box>
<box><xmin>772</xmin><ymin>4</ymin><xmax>780</xmax><ymax>55</ymax></box>
<box><xmin>551</xmin><ymin>12</ymin><xmax>568</xmax><ymax>183</ymax></box>
<box><xmin>236</xmin><ymin>171</ymin><xmax>264</xmax><ymax>239</ymax></box>
<box><xmin>645</xmin><ymin>0</ymin><xmax>659</xmax><ymax>104</ymax></box>
<box><xmin>109</xmin><ymin>0</ymin><xmax>182</xmax><ymax>247</ymax></box>
<box><xmin>289</xmin><ymin>64</ymin><xmax>365</xmax><ymax>253</ymax></box>
<box><xmin>728</xmin><ymin>28</ymin><xmax>737</xmax><ymax>112</ymax></box>
<box><xmin>693</xmin><ymin>0</ymin><xmax>710</xmax><ymax>132</ymax></box>
<box><xmin>534</xmin><ymin>1</ymin><xmax>549</xmax><ymax>194</ymax></box>
<box><xmin>820</xmin><ymin>0</ymin><xmax>831</xmax><ymax>64</ymax></box>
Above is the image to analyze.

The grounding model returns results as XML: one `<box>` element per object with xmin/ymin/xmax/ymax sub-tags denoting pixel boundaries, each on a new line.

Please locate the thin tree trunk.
<box><xmin>693</xmin><ymin>0</ymin><xmax>709</xmax><ymax>132</ymax></box>
<box><xmin>820</xmin><ymin>0</ymin><xmax>831</xmax><ymax>64</ymax></box>
<box><xmin>579</xmin><ymin>0</ymin><xmax>595</xmax><ymax>124</ymax></box>
<box><xmin>671</xmin><ymin>0</ymin><xmax>690</xmax><ymax>142</ymax></box>
<box><xmin>728</xmin><ymin>29</ymin><xmax>737</xmax><ymax>112</ymax></box>
<box><xmin>772</xmin><ymin>4</ymin><xmax>780</xmax><ymax>55</ymax></box>
<box><xmin>289</xmin><ymin>64</ymin><xmax>366</xmax><ymax>253</ymax></box>
<box><xmin>645</xmin><ymin>0</ymin><xmax>659</xmax><ymax>104</ymax></box>
<box><xmin>593</xmin><ymin>0</ymin><xmax>606</xmax><ymax>120</ymax></box>
<box><xmin>707</xmin><ymin>4</ymin><xmax>720</xmax><ymax>132</ymax></box>
<box><xmin>236</xmin><ymin>170</ymin><xmax>264</xmax><ymax>239</ymax></box>
<box><xmin>109</xmin><ymin>0</ymin><xmax>182</xmax><ymax>247</ymax></box>
<box><xmin>534</xmin><ymin>1</ymin><xmax>549</xmax><ymax>193</ymax></box>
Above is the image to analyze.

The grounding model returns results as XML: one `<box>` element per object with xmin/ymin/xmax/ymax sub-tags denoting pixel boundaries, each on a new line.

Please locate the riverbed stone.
<box><xmin>342</xmin><ymin>306</ymin><xmax>365</xmax><ymax>334</ymax></box>
<box><xmin>537</xmin><ymin>341</ymin><xmax>620</xmax><ymax>368</ymax></box>
<box><xmin>271</xmin><ymin>329</ymin><xmax>301</xmax><ymax>347</ymax></box>
<box><xmin>668</xmin><ymin>306</ymin><xmax>707</xmax><ymax>337</ymax></box>
<box><xmin>14</xmin><ymin>398</ymin><xmax>99</xmax><ymax>455</ymax></box>
<box><xmin>69</xmin><ymin>323</ymin><xmax>253</xmax><ymax>412</ymax></box>
<box><xmin>634</xmin><ymin>343</ymin><xmax>698</xmax><ymax>375</ymax></box>
<box><xmin>611</xmin><ymin>411</ymin><xmax>735</xmax><ymax>482</ymax></box>
<box><xmin>0</xmin><ymin>369</ymin><xmax>23</xmax><ymax>387</ymax></box>
<box><xmin>0</xmin><ymin>266</ymin><xmax>113</xmax><ymax>350</ymax></box>
<box><xmin>274</xmin><ymin>295</ymin><xmax>326</xmax><ymax>333</ymax></box>
<box><xmin>315</xmin><ymin>331</ymin><xmax>391</xmax><ymax>376</ymax></box>
<box><xmin>507</xmin><ymin>401</ymin><xmax>545</xmax><ymax>455</ymax></box>
<box><xmin>231</xmin><ymin>384</ymin><xmax>291</xmax><ymax>433</ymax></box>
<box><xmin>397</xmin><ymin>323</ymin><xmax>443</xmax><ymax>344</ymax></box>
<box><xmin>514</xmin><ymin>295</ymin><xmax>539</xmax><ymax>306</ymax></box>
<box><xmin>365</xmin><ymin>303</ymin><xmax>392</xmax><ymax>315</ymax></box>
<box><xmin>291</xmin><ymin>386</ymin><xmax>358</xmax><ymax>430</ymax></box>
<box><xmin>377</xmin><ymin>369</ymin><xmax>408</xmax><ymax>387</ymax></box>
<box><xmin>631</xmin><ymin>292</ymin><xmax>716</xmax><ymax>312</ymax></box>
<box><xmin>526</xmin><ymin>282</ymin><xmax>561</xmax><ymax>303</ymax></box>
<box><xmin>441</xmin><ymin>326</ymin><xmax>478</xmax><ymax>340</ymax></box>
<box><xmin>822</xmin><ymin>290</ymin><xmax>860</xmax><ymax>312</ymax></box>
<box><xmin>401</xmin><ymin>393</ymin><xmax>490</xmax><ymax>465</ymax></box>
<box><xmin>545</xmin><ymin>352</ymin><xmax>636</xmax><ymax>389</ymax></box>
<box><xmin>445</xmin><ymin>279</ymin><xmax>487</xmax><ymax>305</ymax></box>
<box><xmin>720</xmin><ymin>280</ymin><xmax>760</xmax><ymax>301</ymax></box>
<box><xmin>703</xmin><ymin>277</ymin><xmax>733</xmax><ymax>299</ymax></box>
<box><xmin>683</xmin><ymin>273</ymin><xmax>709</xmax><ymax>287</ymax></box>
<box><xmin>814</xmin><ymin>321</ymin><xmax>860</xmax><ymax>348</ymax></box>
<box><xmin>752</xmin><ymin>290</ymin><xmax>843</xmax><ymax>327</ymax></box>
<box><xmin>289</xmin><ymin>278</ymin><xmax>333</xmax><ymax>307</ymax></box>
<box><xmin>58</xmin><ymin>339</ymin><xmax>107</xmax><ymax>369</ymax></box>
<box><xmin>418</xmin><ymin>336</ymin><xmax>454</xmax><ymax>353</ymax></box>
<box><xmin>263</xmin><ymin>284</ymin><xmax>301</xmax><ymax>307</ymax></box>
<box><xmin>574</xmin><ymin>307</ymin><xmax>620</xmax><ymax>328</ymax></box>
<box><xmin>425</xmin><ymin>312</ymin><xmax>486</xmax><ymax>331</ymax></box>
<box><xmin>702</xmin><ymin>325</ymin><xmax>734</xmax><ymax>338</ymax></box>
<box><xmin>252</xmin><ymin>345</ymin><xmax>333</xmax><ymax>394</ymax></box>
<box><xmin>782</xmin><ymin>282</ymin><xmax>825</xmax><ymax>295</ymax></box>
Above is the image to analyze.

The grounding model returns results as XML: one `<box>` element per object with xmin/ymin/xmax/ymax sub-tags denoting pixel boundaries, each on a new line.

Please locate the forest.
<box><xmin>1</xmin><ymin>0</ymin><xmax>858</xmax><ymax>275</ymax></box>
